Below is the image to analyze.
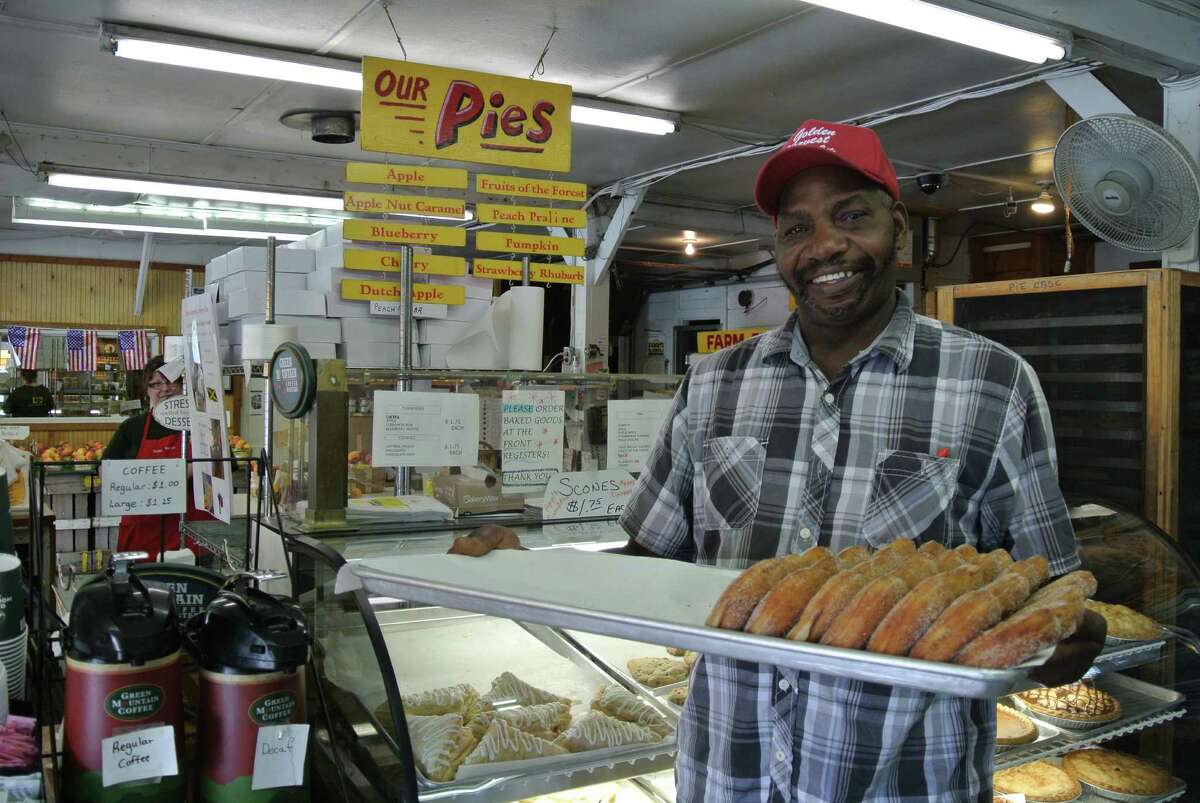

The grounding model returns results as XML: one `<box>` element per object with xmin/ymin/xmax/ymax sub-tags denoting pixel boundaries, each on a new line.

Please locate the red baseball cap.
<box><xmin>754</xmin><ymin>120</ymin><xmax>900</xmax><ymax>218</ymax></box>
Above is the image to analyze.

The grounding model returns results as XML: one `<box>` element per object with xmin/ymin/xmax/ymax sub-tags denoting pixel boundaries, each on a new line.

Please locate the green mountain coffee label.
<box><xmin>105</xmin><ymin>684</ymin><xmax>164</xmax><ymax>721</ymax></box>
<box><xmin>249</xmin><ymin>691</ymin><xmax>298</xmax><ymax>725</ymax></box>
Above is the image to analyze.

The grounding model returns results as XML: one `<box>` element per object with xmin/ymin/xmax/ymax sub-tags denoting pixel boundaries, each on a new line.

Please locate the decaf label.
<box><xmin>106</xmin><ymin>684</ymin><xmax>164</xmax><ymax>722</ymax></box>
<box><xmin>250</xmin><ymin>691</ymin><xmax>298</xmax><ymax>725</ymax></box>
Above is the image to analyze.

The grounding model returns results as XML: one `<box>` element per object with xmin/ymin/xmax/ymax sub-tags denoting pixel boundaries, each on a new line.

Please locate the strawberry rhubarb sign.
<box><xmin>360</xmin><ymin>57</ymin><xmax>573</xmax><ymax>172</ymax></box>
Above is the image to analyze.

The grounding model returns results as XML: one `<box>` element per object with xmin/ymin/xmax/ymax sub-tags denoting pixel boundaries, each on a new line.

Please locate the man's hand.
<box><xmin>1027</xmin><ymin>609</ymin><xmax>1107</xmax><ymax>688</ymax></box>
<box><xmin>449</xmin><ymin>524</ymin><xmax>524</xmax><ymax>556</ymax></box>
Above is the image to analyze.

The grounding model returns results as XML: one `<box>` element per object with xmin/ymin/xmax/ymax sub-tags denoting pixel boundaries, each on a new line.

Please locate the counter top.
<box><xmin>0</xmin><ymin>416</ymin><xmax>127</xmax><ymax>425</ymax></box>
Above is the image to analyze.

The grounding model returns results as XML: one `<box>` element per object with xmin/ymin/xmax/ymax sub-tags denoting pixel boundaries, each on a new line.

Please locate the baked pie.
<box><xmin>467</xmin><ymin>702</ymin><xmax>571</xmax><ymax>740</ymax></box>
<box><xmin>591</xmin><ymin>685</ymin><xmax>671</xmax><ymax>737</ymax></box>
<box><xmin>407</xmin><ymin>713</ymin><xmax>477</xmax><ymax>782</ymax></box>
<box><xmin>993</xmin><ymin>760</ymin><xmax>1081</xmax><ymax>802</ymax></box>
<box><xmin>994</xmin><ymin>704</ymin><xmax>1038</xmax><ymax>746</ymax></box>
<box><xmin>404</xmin><ymin>683</ymin><xmax>491</xmax><ymax>720</ymax></box>
<box><xmin>483</xmin><ymin>672</ymin><xmax>572</xmax><ymax>707</ymax></box>
<box><xmin>1084</xmin><ymin>600</ymin><xmax>1161</xmax><ymax>641</ymax></box>
<box><xmin>1015</xmin><ymin>683</ymin><xmax>1121</xmax><ymax>726</ymax></box>
<box><xmin>553</xmin><ymin>711</ymin><xmax>661</xmax><ymax>752</ymax></box>
<box><xmin>463</xmin><ymin>717</ymin><xmax>567</xmax><ymax>765</ymax></box>
<box><xmin>627</xmin><ymin>657</ymin><xmax>688</xmax><ymax>687</ymax></box>
<box><xmin>1062</xmin><ymin>748</ymin><xmax>1174</xmax><ymax>797</ymax></box>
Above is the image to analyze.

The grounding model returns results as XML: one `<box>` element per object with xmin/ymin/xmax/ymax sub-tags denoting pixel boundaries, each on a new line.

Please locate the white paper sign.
<box><xmin>370</xmin><ymin>300</ymin><xmax>449</xmax><ymax>319</ymax></box>
<box><xmin>101</xmin><ymin>725</ymin><xmax>178</xmax><ymax>787</ymax></box>
<box><xmin>182</xmin><ymin>293</ymin><xmax>233</xmax><ymax>524</ymax></box>
<box><xmin>0</xmin><ymin>426</ymin><xmax>29</xmax><ymax>441</ymax></box>
<box><xmin>100</xmin><ymin>459</ymin><xmax>187</xmax><ymax>516</ymax></box>
<box><xmin>543</xmin><ymin>470</ymin><xmax>636</xmax><ymax>520</ymax></box>
<box><xmin>251</xmin><ymin>724</ymin><xmax>309</xmax><ymax>790</ymax></box>
<box><xmin>606</xmin><ymin>399</ymin><xmax>674</xmax><ymax>471</ymax></box>
<box><xmin>371</xmin><ymin>391</ymin><xmax>479</xmax><ymax>467</ymax></box>
<box><xmin>501</xmin><ymin>390</ymin><xmax>564</xmax><ymax>487</ymax></box>
<box><xmin>151</xmin><ymin>396</ymin><xmax>191</xmax><ymax>431</ymax></box>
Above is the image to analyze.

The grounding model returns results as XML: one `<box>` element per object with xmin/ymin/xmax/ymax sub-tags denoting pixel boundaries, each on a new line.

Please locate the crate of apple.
<box><xmin>38</xmin><ymin>440</ymin><xmax>104</xmax><ymax>462</ymax></box>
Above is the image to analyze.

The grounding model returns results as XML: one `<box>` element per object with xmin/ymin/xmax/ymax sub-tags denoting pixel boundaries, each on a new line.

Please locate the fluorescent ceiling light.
<box><xmin>104</xmin><ymin>25</ymin><xmax>678</xmax><ymax>135</ymax></box>
<box><xmin>113</xmin><ymin>36</ymin><xmax>360</xmax><ymax>90</ymax></box>
<box><xmin>11</xmin><ymin>217</ymin><xmax>307</xmax><ymax>241</ymax></box>
<box><xmin>571</xmin><ymin>104</ymin><xmax>677</xmax><ymax>135</ymax></box>
<box><xmin>801</xmin><ymin>1</ymin><xmax>1066</xmax><ymax>64</ymax></box>
<box><xmin>47</xmin><ymin>171</ymin><xmax>343</xmax><ymax>210</ymax></box>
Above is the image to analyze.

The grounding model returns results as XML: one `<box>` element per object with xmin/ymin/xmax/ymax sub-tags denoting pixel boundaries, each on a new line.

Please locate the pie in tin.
<box><xmin>1084</xmin><ymin>600</ymin><xmax>1161</xmax><ymax>640</ymax></box>
<box><xmin>1015</xmin><ymin>683</ymin><xmax>1121</xmax><ymax>724</ymax></box>
<box><xmin>995</xmin><ymin>703</ymin><xmax>1038</xmax><ymax>746</ymax></box>
<box><xmin>1061</xmin><ymin>748</ymin><xmax>1174</xmax><ymax>797</ymax></box>
<box><xmin>993</xmin><ymin>760</ymin><xmax>1081</xmax><ymax>802</ymax></box>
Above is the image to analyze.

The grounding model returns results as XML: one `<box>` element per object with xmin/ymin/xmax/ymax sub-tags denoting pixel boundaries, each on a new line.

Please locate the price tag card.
<box><xmin>100</xmin><ymin>459</ymin><xmax>187</xmax><ymax>516</ymax></box>
<box><xmin>543</xmin><ymin>470</ymin><xmax>636</xmax><ymax>520</ymax></box>
<box><xmin>0</xmin><ymin>425</ymin><xmax>29</xmax><ymax>441</ymax></box>
<box><xmin>606</xmin><ymin>399</ymin><xmax>674</xmax><ymax>471</ymax></box>
<box><xmin>251</xmin><ymin>724</ymin><xmax>310</xmax><ymax>790</ymax></box>
<box><xmin>101</xmin><ymin>725</ymin><xmax>178</xmax><ymax>787</ymax></box>
<box><xmin>370</xmin><ymin>300</ymin><xmax>449</xmax><ymax>319</ymax></box>
<box><xmin>371</xmin><ymin>391</ymin><xmax>479</xmax><ymax>467</ymax></box>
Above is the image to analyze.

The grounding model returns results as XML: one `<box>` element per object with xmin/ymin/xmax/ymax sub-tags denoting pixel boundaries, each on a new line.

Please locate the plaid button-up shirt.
<box><xmin>620</xmin><ymin>294</ymin><xmax>1079</xmax><ymax>802</ymax></box>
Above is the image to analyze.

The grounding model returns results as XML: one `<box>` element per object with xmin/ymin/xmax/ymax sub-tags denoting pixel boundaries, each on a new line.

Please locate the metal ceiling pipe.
<box><xmin>923</xmin><ymin>218</ymin><xmax>939</xmax><ymax>267</ymax></box>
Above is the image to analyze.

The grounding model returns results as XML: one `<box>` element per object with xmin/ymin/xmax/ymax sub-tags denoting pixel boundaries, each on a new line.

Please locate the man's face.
<box><xmin>146</xmin><ymin>371</ymin><xmax>183</xmax><ymax>408</ymax></box>
<box><xmin>774</xmin><ymin>165</ymin><xmax>907</xmax><ymax>330</ymax></box>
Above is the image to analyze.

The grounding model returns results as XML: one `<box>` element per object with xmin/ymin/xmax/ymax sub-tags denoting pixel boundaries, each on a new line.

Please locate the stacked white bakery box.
<box><xmin>205</xmin><ymin>222</ymin><xmax>498</xmax><ymax>369</ymax></box>
<box><xmin>206</xmin><ymin>244</ymin><xmax>339</xmax><ymax>361</ymax></box>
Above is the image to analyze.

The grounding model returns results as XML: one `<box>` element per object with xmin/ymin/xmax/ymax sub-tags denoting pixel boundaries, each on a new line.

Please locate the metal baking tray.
<box><xmin>566</xmin><ymin>632</ymin><xmax>691</xmax><ymax>699</ymax></box>
<box><xmin>1092</xmin><ymin>639</ymin><xmax>1165</xmax><ymax>675</ymax></box>
<box><xmin>365</xmin><ymin>607</ymin><xmax>676</xmax><ymax>802</ymax></box>
<box><xmin>337</xmin><ymin>549</ymin><xmax>1050</xmax><ymax>700</ymax></box>
<box><xmin>994</xmin><ymin>674</ymin><xmax>1185</xmax><ymax>770</ymax></box>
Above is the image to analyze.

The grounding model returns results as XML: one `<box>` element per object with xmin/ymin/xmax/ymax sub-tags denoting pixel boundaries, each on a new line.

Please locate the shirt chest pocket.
<box><xmin>698</xmin><ymin>436</ymin><xmax>766</xmax><ymax>532</ymax></box>
<box><xmin>863</xmin><ymin>449</ymin><xmax>960</xmax><ymax>548</ymax></box>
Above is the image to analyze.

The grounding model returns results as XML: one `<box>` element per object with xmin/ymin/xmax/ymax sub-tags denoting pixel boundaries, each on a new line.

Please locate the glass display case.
<box><xmin>268</xmin><ymin>369</ymin><xmax>683</xmax><ymax>534</ymax></box>
<box><xmin>285</xmin><ymin>503</ymin><xmax>1200</xmax><ymax>803</ymax></box>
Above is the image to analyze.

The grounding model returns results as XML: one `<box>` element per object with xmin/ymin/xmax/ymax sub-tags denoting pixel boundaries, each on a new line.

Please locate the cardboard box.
<box><xmin>432</xmin><ymin>474</ymin><xmax>526</xmax><ymax>514</ymax></box>
<box><xmin>419</xmin><ymin>343</ymin><xmax>452</xmax><ymax>369</ymax></box>
<box><xmin>204</xmin><ymin>253</ymin><xmax>227</xmax><ymax>283</ymax></box>
<box><xmin>342</xmin><ymin>318</ymin><xmax>403</xmax><ymax>343</ymax></box>
<box><xmin>444</xmin><ymin>297</ymin><xmax>491</xmax><ymax>322</ymax></box>
<box><xmin>227</xmin><ymin>341</ymin><xmax>335</xmax><ymax>363</ymax></box>
<box><xmin>338</xmin><ymin>341</ymin><xmax>419</xmax><ymax>368</ymax></box>
<box><xmin>215</xmin><ymin>301</ymin><xmax>229</xmax><ymax>324</ymax></box>
<box><xmin>323</xmin><ymin>292</ymin><xmax>376</xmax><ymax>318</ymax></box>
<box><xmin>418</xmin><ymin>319</ymin><xmax>475</xmax><ymax>345</ymax></box>
<box><xmin>227</xmin><ymin>289</ymin><xmax>325</xmax><ymax>319</ymax></box>
<box><xmin>224</xmin><ymin>246</ymin><xmax>312</xmax><ymax>274</ymax></box>
<box><xmin>224</xmin><ymin>316</ymin><xmax>341</xmax><ymax>344</ymax></box>
<box><xmin>440</xmin><ymin>274</ymin><xmax>496</xmax><ymax>300</ymax></box>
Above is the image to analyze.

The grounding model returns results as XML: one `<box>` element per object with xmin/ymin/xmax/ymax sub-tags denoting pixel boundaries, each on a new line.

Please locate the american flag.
<box><xmin>7</xmin><ymin>326</ymin><xmax>39</xmax><ymax>368</ymax></box>
<box><xmin>66</xmin><ymin>329</ymin><xmax>97</xmax><ymax>372</ymax></box>
<box><xmin>118</xmin><ymin>329</ymin><xmax>150</xmax><ymax>371</ymax></box>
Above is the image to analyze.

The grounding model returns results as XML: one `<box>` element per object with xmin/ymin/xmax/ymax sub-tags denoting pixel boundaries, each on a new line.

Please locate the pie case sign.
<box><xmin>360</xmin><ymin>57</ymin><xmax>573</xmax><ymax>172</ymax></box>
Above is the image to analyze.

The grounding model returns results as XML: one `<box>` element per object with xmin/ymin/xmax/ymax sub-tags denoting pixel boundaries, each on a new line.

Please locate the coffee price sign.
<box><xmin>100</xmin><ymin>459</ymin><xmax>187</xmax><ymax>516</ymax></box>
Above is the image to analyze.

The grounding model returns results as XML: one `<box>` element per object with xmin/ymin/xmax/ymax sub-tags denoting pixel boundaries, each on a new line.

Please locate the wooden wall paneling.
<box><xmin>0</xmin><ymin>257</ymin><xmax>197</xmax><ymax>334</ymax></box>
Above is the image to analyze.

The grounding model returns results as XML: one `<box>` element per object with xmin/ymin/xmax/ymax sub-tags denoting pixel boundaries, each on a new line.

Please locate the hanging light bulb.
<box><xmin>1031</xmin><ymin>185</ymin><xmax>1056</xmax><ymax>214</ymax></box>
<box><xmin>683</xmin><ymin>229</ymin><xmax>697</xmax><ymax>256</ymax></box>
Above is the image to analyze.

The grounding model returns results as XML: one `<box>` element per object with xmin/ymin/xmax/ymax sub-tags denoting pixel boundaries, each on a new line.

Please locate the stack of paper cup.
<box><xmin>0</xmin><ymin>555</ymin><xmax>25</xmax><ymax>700</ymax></box>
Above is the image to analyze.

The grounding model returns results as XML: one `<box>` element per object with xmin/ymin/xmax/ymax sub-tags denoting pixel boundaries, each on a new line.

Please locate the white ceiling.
<box><xmin>0</xmin><ymin>0</ymin><xmax>1177</xmax><ymax>282</ymax></box>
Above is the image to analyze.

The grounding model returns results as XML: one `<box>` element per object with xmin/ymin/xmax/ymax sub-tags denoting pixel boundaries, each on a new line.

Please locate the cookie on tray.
<box><xmin>627</xmin><ymin>656</ymin><xmax>688</xmax><ymax>687</ymax></box>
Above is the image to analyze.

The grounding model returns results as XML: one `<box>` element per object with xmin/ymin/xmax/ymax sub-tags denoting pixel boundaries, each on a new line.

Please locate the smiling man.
<box><xmin>454</xmin><ymin>120</ymin><xmax>1104</xmax><ymax>801</ymax></box>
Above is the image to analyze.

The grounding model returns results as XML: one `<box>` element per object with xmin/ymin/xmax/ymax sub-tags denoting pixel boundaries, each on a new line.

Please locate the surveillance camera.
<box><xmin>917</xmin><ymin>173</ymin><xmax>947</xmax><ymax>195</ymax></box>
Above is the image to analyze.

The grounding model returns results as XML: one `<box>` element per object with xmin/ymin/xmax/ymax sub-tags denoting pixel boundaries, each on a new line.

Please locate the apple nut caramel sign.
<box><xmin>360</xmin><ymin>57</ymin><xmax>572</xmax><ymax>172</ymax></box>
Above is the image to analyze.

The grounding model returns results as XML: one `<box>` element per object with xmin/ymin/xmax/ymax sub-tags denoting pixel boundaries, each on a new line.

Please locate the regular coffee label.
<box><xmin>106</xmin><ymin>684</ymin><xmax>164</xmax><ymax>722</ymax></box>
<box><xmin>249</xmin><ymin>691</ymin><xmax>299</xmax><ymax>726</ymax></box>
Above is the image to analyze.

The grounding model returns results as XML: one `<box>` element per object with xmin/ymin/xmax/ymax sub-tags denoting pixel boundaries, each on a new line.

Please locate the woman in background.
<box><xmin>104</xmin><ymin>356</ymin><xmax>212</xmax><ymax>560</ymax></box>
